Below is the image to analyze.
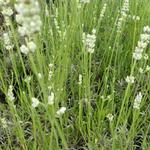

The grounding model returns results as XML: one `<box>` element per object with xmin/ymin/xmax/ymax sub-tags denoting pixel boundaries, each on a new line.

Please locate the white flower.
<box><xmin>20</xmin><ymin>45</ymin><xmax>29</xmax><ymax>55</ymax></box>
<box><xmin>48</xmin><ymin>64</ymin><xmax>54</xmax><ymax>81</ymax></box>
<box><xmin>106</xmin><ymin>113</ymin><xmax>114</xmax><ymax>122</ymax></box>
<box><xmin>78</xmin><ymin>74</ymin><xmax>82</xmax><ymax>85</ymax></box>
<box><xmin>137</xmin><ymin>42</ymin><xmax>147</xmax><ymax>49</ymax></box>
<box><xmin>15</xmin><ymin>14</ymin><xmax>23</xmax><ymax>24</ymax></box>
<box><xmin>18</xmin><ymin>26</ymin><xmax>27</xmax><ymax>37</ymax></box>
<box><xmin>117</xmin><ymin>0</ymin><xmax>129</xmax><ymax>32</ymax></box>
<box><xmin>2</xmin><ymin>7</ymin><xmax>13</xmax><ymax>16</ymax></box>
<box><xmin>143</xmin><ymin>26</ymin><xmax>150</xmax><ymax>33</ymax></box>
<box><xmin>28</xmin><ymin>41</ymin><xmax>36</xmax><ymax>52</ymax></box>
<box><xmin>15</xmin><ymin>0</ymin><xmax>42</xmax><ymax>36</ymax></box>
<box><xmin>83</xmin><ymin>29</ymin><xmax>96</xmax><ymax>53</ymax></box>
<box><xmin>139</xmin><ymin>68</ymin><xmax>143</xmax><ymax>73</ymax></box>
<box><xmin>133</xmin><ymin>26</ymin><xmax>150</xmax><ymax>60</ymax></box>
<box><xmin>133</xmin><ymin>52</ymin><xmax>142</xmax><ymax>60</ymax></box>
<box><xmin>31</xmin><ymin>97</ymin><xmax>40</xmax><ymax>108</ymax></box>
<box><xmin>20</xmin><ymin>41</ymin><xmax>36</xmax><ymax>54</ymax></box>
<box><xmin>99</xmin><ymin>3</ymin><xmax>107</xmax><ymax>20</ymax></box>
<box><xmin>125</xmin><ymin>75</ymin><xmax>135</xmax><ymax>84</ymax></box>
<box><xmin>49</xmin><ymin>63</ymin><xmax>54</xmax><ymax>68</ymax></box>
<box><xmin>140</xmin><ymin>34</ymin><xmax>150</xmax><ymax>42</ymax></box>
<box><xmin>3</xmin><ymin>33</ymin><xmax>10</xmax><ymax>44</ymax></box>
<box><xmin>143</xmin><ymin>54</ymin><xmax>149</xmax><ymax>60</ymax></box>
<box><xmin>48</xmin><ymin>92</ymin><xmax>54</xmax><ymax>105</ymax></box>
<box><xmin>48</xmin><ymin>86</ymin><xmax>52</xmax><ymax>90</ymax></box>
<box><xmin>7</xmin><ymin>85</ymin><xmax>15</xmax><ymax>101</ymax></box>
<box><xmin>0</xmin><ymin>0</ymin><xmax>5</xmax><ymax>5</ymax></box>
<box><xmin>3</xmin><ymin>32</ymin><xmax>14</xmax><ymax>50</ymax></box>
<box><xmin>37</xmin><ymin>73</ymin><xmax>42</xmax><ymax>79</ymax></box>
<box><xmin>136</xmin><ymin>16</ymin><xmax>140</xmax><ymax>21</ymax></box>
<box><xmin>56</xmin><ymin>107</ymin><xmax>66</xmax><ymax>116</ymax></box>
<box><xmin>133</xmin><ymin>92</ymin><xmax>142</xmax><ymax>109</ymax></box>
<box><xmin>24</xmin><ymin>76</ymin><xmax>31</xmax><ymax>83</ymax></box>
<box><xmin>146</xmin><ymin>65</ymin><xmax>150</xmax><ymax>71</ymax></box>
<box><xmin>6</xmin><ymin>45</ymin><xmax>14</xmax><ymax>50</ymax></box>
<box><xmin>132</xmin><ymin>15</ymin><xmax>140</xmax><ymax>21</ymax></box>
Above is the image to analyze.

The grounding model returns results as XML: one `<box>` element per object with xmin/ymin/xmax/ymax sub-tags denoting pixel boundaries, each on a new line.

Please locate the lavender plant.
<box><xmin>0</xmin><ymin>0</ymin><xmax>150</xmax><ymax>149</ymax></box>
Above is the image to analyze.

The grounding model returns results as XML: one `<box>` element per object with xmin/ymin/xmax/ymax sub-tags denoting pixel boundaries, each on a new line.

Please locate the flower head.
<box><xmin>2</xmin><ymin>7</ymin><xmax>13</xmax><ymax>16</ymax></box>
<box><xmin>78</xmin><ymin>74</ymin><xmax>82</xmax><ymax>85</ymax></box>
<box><xmin>106</xmin><ymin>113</ymin><xmax>114</xmax><ymax>122</ymax></box>
<box><xmin>15</xmin><ymin>0</ymin><xmax>42</xmax><ymax>36</ymax></box>
<box><xmin>99</xmin><ymin>3</ymin><xmax>107</xmax><ymax>20</ymax></box>
<box><xmin>3</xmin><ymin>32</ymin><xmax>14</xmax><ymax>50</ymax></box>
<box><xmin>31</xmin><ymin>97</ymin><xmax>40</xmax><ymax>108</ymax></box>
<box><xmin>56</xmin><ymin>107</ymin><xmax>66</xmax><ymax>116</ymax></box>
<box><xmin>37</xmin><ymin>73</ymin><xmax>42</xmax><ymax>79</ymax></box>
<box><xmin>125</xmin><ymin>75</ymin><xmax>135</xmax><ymax>84</ymax></box>
<box><xmin>83</xmin><ymin>29</ymin><xmax>96</xmax><ymax>53</ymax></box>
<box><xmin>20</xmin><ymin>41</ymin><xmax>36</xmax><ymax>55</ymax></box>
<box><xmin>117</xmin><ymin>0</ymin><xmax>129</xmax><ymax>33</ymax></box>
<box><xmin>27</xmin><ymin>41</ymin><xmax>37</xmax><ymax>52</ymax></box>
<box><xmin>133</xmin><ymin>26</ymin><xmax>150</xmax><ymax>60</ymax></box>
<box><xmin>133</xmin><ymin>92</ymin><xmax>142</xmax><ymax>109</ymax></box>
<box><xmin>7</xmin><ymin>85</ymin><xmax>15</xmax><ymax>101</ymax></box>
<box><xmin>20</xmin><ymin>45</ymin><xmax>29</xmax><ymax>55</ymax></box>
<box><xmin>48</xmin><ymin>92</ymin><xmax>54</xmax><ymax>105</ymax></box>
<box><xmin>146</xmin><ymin>65</ymin><xmax>150</xmax><ymax>71</ymax></box>
<box><xmin>139</xmin><ymin>68</ymin><xmax>143</xmax><ymax>73</ymax></box>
